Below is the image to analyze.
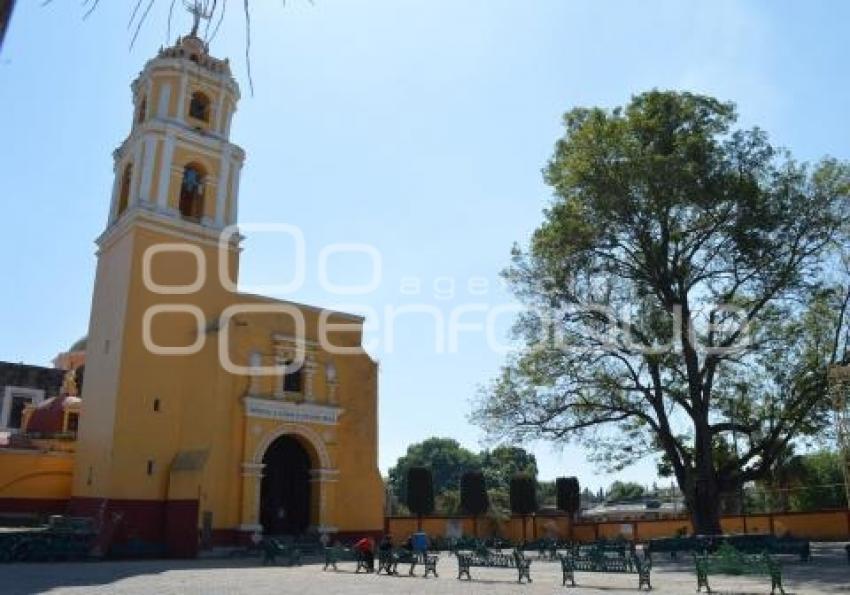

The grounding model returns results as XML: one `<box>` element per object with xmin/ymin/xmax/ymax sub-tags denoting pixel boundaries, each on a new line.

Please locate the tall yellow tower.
<box><xmin>70</xmin><ymin>34</ymin><xmax>246</xmax><ymax>553</ymax></box>
<box><xmin>70</xmin><ymin>32</ymin><xmax>384</xmax><ymax>557</ymax></box>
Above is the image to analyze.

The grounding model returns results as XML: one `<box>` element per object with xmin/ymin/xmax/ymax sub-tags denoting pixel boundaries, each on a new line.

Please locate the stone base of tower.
<box><xmin>68</xmin><ymin>497</ymin><xmax>200</xmax><ymax>559</ymax></box>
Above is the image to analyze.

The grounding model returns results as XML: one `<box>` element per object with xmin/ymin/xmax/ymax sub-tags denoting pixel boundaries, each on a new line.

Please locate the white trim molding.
<box><xmin>251</xmin><ymin>422</ymin><xmax>334</xmax><ymax>469</ymax></box>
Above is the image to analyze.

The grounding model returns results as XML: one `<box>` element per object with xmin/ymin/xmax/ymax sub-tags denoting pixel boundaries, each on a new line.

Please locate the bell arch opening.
<box><xmin>179</xmin><ymin>163</ymin><xmax>206</xmax><ymax>221</ymax></box>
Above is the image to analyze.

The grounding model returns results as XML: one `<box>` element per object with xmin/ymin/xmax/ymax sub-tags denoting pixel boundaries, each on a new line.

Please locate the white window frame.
<box><xmin>1</xmin><ymin>386</ymin><xmax>45</xmax><ymax>433</ymax></box>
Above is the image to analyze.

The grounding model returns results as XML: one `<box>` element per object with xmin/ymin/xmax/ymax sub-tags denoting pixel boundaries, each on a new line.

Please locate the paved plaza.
<box><xmin>2</xmin><ymin>544</ymin><xmax>848</xmax><ymax>595</ymax></box>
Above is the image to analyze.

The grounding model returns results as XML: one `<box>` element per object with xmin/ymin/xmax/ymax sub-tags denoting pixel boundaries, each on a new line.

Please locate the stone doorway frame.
<box><xmin>240</xmin><ymin>423</ymin><xmax>338</xmax><ymax>536</ymax></box>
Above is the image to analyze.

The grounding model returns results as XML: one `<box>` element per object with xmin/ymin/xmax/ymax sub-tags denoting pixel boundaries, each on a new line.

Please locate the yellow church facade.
<box><xmin>0</xmin><ymin>35</ymin><xmax>384</xmax><ymax>556</ymax></box>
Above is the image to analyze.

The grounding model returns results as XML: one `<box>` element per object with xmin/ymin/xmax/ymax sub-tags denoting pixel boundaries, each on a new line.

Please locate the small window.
<box><xmin>283</xmin><ymin>361</ymin><xmax>303</xmax><ymax>393</ymax></box>
<box><xmin>137</xmin><ymin>96</ymin><xmax>147</xmax><ymax>124</ymax></box>
<box><xmin>147</xmin><ymin>460</ymin><xmax>155</xmax><ymax>475</ymax></box>
<box><xmin>153</xmin><ymin>399</ymin><xmax>160</xmax><ymax>412</ymax></box>
<box><xmin>117</xmin><ymin>164</ymin><xmax>132</xmax><ymax>217</ymax></box>
<box><xmin>189</xmin><ymin>92</ymin><xmax>210</xmax><ymax>122</ymax></box>
<box><xmin>179</xmin><ymin>165</ymin><xmax>205</xmax><ymax>221</ymax></box>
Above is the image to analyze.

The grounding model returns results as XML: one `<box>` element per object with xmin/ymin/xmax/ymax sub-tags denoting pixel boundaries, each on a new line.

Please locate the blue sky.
<box><xmin>1</xmin><ymin>1</ymin><xmax>849</xmax><ymax>491</ymax></box>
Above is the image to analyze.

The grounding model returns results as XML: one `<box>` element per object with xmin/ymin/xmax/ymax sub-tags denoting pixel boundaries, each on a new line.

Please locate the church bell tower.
<box><xmin>71</xmin><ymin>28</ymin><xmax>246</xmax><ymax>555</ymax></box>
<box><xmin>107</xmin><ymin>34</ymin><xmax>243</xmax><ymax>231</ymax></box>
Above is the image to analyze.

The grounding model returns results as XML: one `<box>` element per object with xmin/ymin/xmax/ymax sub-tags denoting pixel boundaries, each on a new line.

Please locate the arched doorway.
<box><xmin>259</xmin><ymin>435</ymin><xmax>311</xmax><ymax>535</ymax></box>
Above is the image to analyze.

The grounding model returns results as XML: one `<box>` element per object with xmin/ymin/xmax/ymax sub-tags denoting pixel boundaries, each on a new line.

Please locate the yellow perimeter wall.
<box><xmin>386</xmin><ymin>510</ymin><xmax>850</xmax><ymax>543</ymax></box>
<box><xmin>0</xmin><ymin>449</ymin><xmax>74</xmax><ymax>514</ymax></box>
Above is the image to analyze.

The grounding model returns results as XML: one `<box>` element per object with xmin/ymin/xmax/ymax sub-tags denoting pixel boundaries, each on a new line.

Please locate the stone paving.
<box><xmin>2</xmin><ymin>544</ymin><xmax>848</xmax><ymax>594</ymax></box>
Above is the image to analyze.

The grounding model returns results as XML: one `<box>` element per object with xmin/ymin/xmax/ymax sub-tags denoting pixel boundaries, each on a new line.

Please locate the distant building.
<box><xmin>0</xmin><ymin>362</ymin><xmax>65</xmax><ymax>435</ymax></box>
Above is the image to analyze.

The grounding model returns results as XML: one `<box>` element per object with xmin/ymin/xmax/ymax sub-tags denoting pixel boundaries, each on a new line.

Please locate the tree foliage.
<box><xmin>460</xmin><ymin>471</ymin><xmax>490</xmax><ymax>516</ymax></box>
<box><xmin>556</xmin><ymin>476</ymin><xmax>581</xmax><ymax>515</ymax></box>
<box><xmin>509</xmin><ymin>475</ymin><xmax>538</xmax><ymax>515</ymax></box>
<box><xmin>406</xmin><ymin>466</ymin><xmax>435</xmax><ymax>517</ymax></box>
<box><xmin>388</xmin><ymin>438</ymin><xmax>479</xmax><ymax>507</ymax></box>
<box><xmin>606</xmin><ymin>481</ymin><xmax>646</xmax><ymax>502</ymax></box>
<box><xmin>473</xmin><ymin>90</ymin><xmax>850</xmax><ymax>534</ymax></box>
<box><xmin>480</xmin><ymin>446</ymin><xmax>538</xmax><ymax>492</ymax></box>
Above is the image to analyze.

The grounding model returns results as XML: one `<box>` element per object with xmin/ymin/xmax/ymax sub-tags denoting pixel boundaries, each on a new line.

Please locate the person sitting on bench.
<box><xmin>353</xmin><ymin>536</ymin><xmax>375</xmax><ymax>572</ymax></box>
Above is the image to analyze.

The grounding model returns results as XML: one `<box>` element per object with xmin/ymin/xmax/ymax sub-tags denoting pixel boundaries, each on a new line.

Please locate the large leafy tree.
<box><xmin>480</xmin><ymin>446</ymin><xmax>539</xmax><ymax>492</ymax></box>
<box><xmin>388</xmin><ymin>437</ymin><xmax>480</xmax><ymax>506</ymax></box>
<box><xmin>473</xmin><ymin>90</ymin><xmax>850</xmax><ymax>534</ymax></box>
<box><xmin>606</xmin><ymin>481</ymin><xmax>646</xmax><ymax>503</ymax></box>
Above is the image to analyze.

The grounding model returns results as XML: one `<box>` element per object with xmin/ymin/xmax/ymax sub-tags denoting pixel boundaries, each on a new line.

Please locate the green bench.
<box><xmin>647</xmin><ymin>534</ymin><xmax>809</xmax><ymax>562</ymax></box>
<box><xmin>261</xmin><ymin>538</ymin><xmax>301</xmax><ymax>566</ymax></box>
<box><xmin>694</xmin><ymin>543</ymin><xmax>784</xmax><ymax>595</ymax></box>
<box><xmin>456</xmin><ymin>549</ymin><xmax>532</xmax><ymax>583</ymax></box>
<box><xmin>560</xmin><ymin>550</ymin><xmax>651</xmax><ymax>590</ymax></box>
<box><xmin>449</xmin><ymin>536</ymin><xmax>483</xmax><ymax>556</ymax></box>
<box><xmin>573</xmin><ymin>540</ymin><xmax>633</xmax><ymax>559</ymax></box>
<box><xmin>322</xmin><ymin>545</ymin><xmax>371</xmax><ymax>572</ymax></box>
<box><xmin>0</xmin><ymin>516</ymin><xmax>95</xmax><ymax>562</ymax></box>
<box><xmin>377</xmin><ymin>549</ymin><xmax>439</xmax><ymax>577</ymax></box>
<box><xmin>521</xmin><ymin>538</ymin><xmax>564</xmax><ymax>561</ymax></box>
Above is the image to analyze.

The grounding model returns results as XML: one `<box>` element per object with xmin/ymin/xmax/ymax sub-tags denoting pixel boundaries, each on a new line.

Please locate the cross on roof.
<box><xmin>184</xmin><ymin>0</ymin><xmax>212</xmax><ymax>38</ymax></box>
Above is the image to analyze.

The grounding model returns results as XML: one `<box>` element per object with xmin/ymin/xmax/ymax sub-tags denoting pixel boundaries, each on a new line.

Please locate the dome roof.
<box><xmin>69</xmin><ymin>336</ymin><xmax>87</xmax><ymax>352</ymax></box>
<box><xmin>25</xmin><ymin>395</ymin><xmax>81</xmax><ymax>435</ymax></box>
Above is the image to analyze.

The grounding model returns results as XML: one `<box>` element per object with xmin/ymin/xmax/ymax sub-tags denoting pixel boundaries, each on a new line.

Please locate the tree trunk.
<box><xmin>688</xmin><ymin>475</ymin><xmax>723</xmax><ymax>535</ymax></box>
<box><xmin>688</xmin><ymin>404</ymin><xmax>724</xmax><ymax>535</ymax></box>
<box><xmin>0</xmin><ymin>0</ymin><xmax>15</xmax><ymax>52</ymax></box>
<box><xmin>472</xmin><ymin>515</ymin><xmax>478</xmax><ymax>538</ymax></box>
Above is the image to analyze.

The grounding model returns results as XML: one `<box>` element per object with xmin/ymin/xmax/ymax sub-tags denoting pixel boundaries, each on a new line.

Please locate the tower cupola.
<box><xmin>104</xmin><ymin>28</ymin><xmax>245</xmax><ymax>236</ymax></box>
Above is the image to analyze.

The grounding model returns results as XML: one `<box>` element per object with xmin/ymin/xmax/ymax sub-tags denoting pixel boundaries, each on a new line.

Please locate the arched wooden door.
<box><xmin>259</xmin><ymin>435</ymin><xmax>311</xmax><ymax>535</ymax></box>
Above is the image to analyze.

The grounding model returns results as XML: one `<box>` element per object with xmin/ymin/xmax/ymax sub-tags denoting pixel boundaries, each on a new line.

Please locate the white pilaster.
<box><xmin>130</xmin><ymin>141</ymin><xmax>143</xmax><ymax>206</ymax></box>
<box><xmin>215</xmin><ymin>80</ymin><xmax>227</xmax><ymax>134</ymax></box>
<box><xmin>157</xmin><ymin>82</ymin><xmax>172</xmax><ymax>119</ymax></box>
<box><xmin>107</xmin><ymin>165</ymin><xmax>121</xmax><ymax>225</ymax></box>
<box><xmin>215</xmin><ymin>146</ymin><xmax>232</xmax><ymax>227</ymax></box>
<box><xmin>225</xmin><ymin>106</ymin><xmax>234</xmax><ymax>137</ymax></box>
<box><xmin>228</xmin><ymin>161</ymin><xmax>242</xmax><ymax>225</ymax></box>
<box><xmin>156</xmin><ymin>132</ymin><xmax>176</xmax><ymax>210</ymax></box>
<box><xmin>304</xmin><ymin>353</ymin><xmax>318</xmax><ymax>402</ymax></box>
<box><xmin>249</xmin><ymin>352</ymin><xmax>262</xmax><ymax>395</ymax></box>
<box><xmin>176</xmin><ymin>71</ymin><xmax>188</xmax><ymax>123</ymax></box>
<box><xmin>139</xmin><ymin>137</ymin><xmax>157</xmax><ymax>203</ymax></box>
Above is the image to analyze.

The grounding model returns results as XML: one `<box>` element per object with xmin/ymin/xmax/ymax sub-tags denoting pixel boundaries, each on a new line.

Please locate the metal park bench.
<box><xmin>645</xmin><ymin>535</ymin><xmax>695</xmax><ymax>560</ymax></box>
<box><xmin>377</xmin><ymin>549</ymin><xmax>439</xmax><ymax>578</ymax></box>
<box><xmin>448</xmin><ymin>536</ymin><xmax>482</xmax><ymax>556</ymax></box>
<box><xmin>456</xmin><ymin>549</ymin><xmax>532</xmax><ymax>583</ymax></box>
<box><xmin>560</xmin><ymin>550</ymin><xmax>651</xmax><ymax>590</ymax></box>
<box><xmin>694</xmin><ymin>543</ymin><xmax>784</xmax><ymax>595</ymax></box>
<box><xmin>0</xmin><ymin>516</ymin><xmax>95</xmax><ymax>562</ymax></box>
<box><xmin>261</xmin><ymin>538</ymin><xmax>301</xmax><ymax>566</ymax></box>
<box><xmin>521</xmin><ymin>538</ymin><xmax>562</xmax><ymax>561</ymax></box>
<box><xmin>322</xmin><ymin>545</ymin><xmax>371</xmax><ymax>572</ymax></box>
<box><xmin>573</xmin><ymin>539</ymin><xmax>633</xmax><ymax>559</ymax></box>
<box><xmin>647</xmin><ymin>534</ymin><xmax>810</xmax><ymax>563</ymax></box>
